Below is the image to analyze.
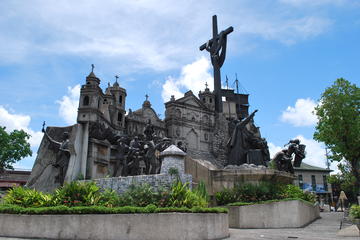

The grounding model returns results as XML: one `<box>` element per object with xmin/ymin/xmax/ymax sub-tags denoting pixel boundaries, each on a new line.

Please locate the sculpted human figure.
<box><xmin>227</xmin><ymin>110</ymin><xmax>258</xmax><ymax>165</ymax></box>
<box><xmin>128</xmin><ymin>136</ymin><xmax>142</xmax><ymax>175</ymax></box>
<box><xmin>273</xmin><ymin>149</ymin><xmax>294</xmax><ymax>173</ymax></box>
<box><xmin>286</xmin><ymin>139</ymin><xmax>306</xmax><ymax>167</ymax></box>
<box><xmin>113</xmin><ymin>137</ymin><xmax>129</xmax><ymax>177</ymax></box>
<box><xmin>144</xmin><ymin>119</ymin><xmax>155</xmax><ymax>141</ymax></box>
<box><xmin>42</xmin><ymin>124</ymin><xmax>71</xmax><ymax>185</ymax></box>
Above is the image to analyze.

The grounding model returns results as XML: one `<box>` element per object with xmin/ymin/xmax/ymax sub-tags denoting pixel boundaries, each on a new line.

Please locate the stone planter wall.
<box><xmin>228</xmin><ymin>200</ymin><xmax>320</xmax><ymax>228</ymax></box>
<box><xmin>0</xmin><ymin>212</ymin><xmax>229</xmax><ymax>240</ymax></box>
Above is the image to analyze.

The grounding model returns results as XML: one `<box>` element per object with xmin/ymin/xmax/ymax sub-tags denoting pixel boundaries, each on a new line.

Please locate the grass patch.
<box><xmin>0</xmin><ymin>204</ymin><xmax>228</xmax><ymax>215</ymax></box>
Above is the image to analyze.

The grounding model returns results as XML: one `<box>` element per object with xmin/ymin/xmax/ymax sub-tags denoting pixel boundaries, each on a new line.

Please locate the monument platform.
<box><xmin>185</xmin><ymin>157</ymin><xmax>295</xmax><ymax>196</ymax></box>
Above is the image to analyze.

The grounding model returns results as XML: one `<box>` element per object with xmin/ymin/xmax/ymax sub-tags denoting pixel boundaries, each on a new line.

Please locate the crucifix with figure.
<box><xmin>200</xmin><ymin>15</ymin><xmax>233</xmax><ymax>113</ymax></box>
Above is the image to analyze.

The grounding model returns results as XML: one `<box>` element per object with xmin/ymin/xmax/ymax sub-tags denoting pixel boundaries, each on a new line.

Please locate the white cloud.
<box><xmin>161</xmin><ymin>57</ymin><xmax>213</xmax><ymax>102</ymax></box>
<box><xmin>295</xmin><ymin>135</ymin><xmax>328</xmax><ymax>169</ymax></box>
<box><xmin>268</xmin><ymin>142</ymin><xmax>283</xmax><ymax>158</ymax></box>
<box><xmin>279</xmin><ymin>0</ymin><xmax>347</xmax><ymax>7</ymax></box>
<box><xmin>0</xmin><ymin>1</ymin><xmax>336</xmax><ymax>70</ymax></box>
<box><xmin>57</xmin><ymin>85</ymin><xmax>80</xmax><ymax>125</ymax></box>
<box><xmin>0</xmin><ymin>106</ymin><xmax>43</xmax><ymax>147</ymax></box>
<box><xmin>281</xmin><ymin>98</ymin><xmax>317</xmax><ymax>127</ymax></box>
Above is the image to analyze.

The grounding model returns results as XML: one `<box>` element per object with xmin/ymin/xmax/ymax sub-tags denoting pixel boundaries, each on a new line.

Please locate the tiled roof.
<box><xmin>294</xmin><ymin>162</ymin><xmax>332</xmax><ymax>172</ymax></box>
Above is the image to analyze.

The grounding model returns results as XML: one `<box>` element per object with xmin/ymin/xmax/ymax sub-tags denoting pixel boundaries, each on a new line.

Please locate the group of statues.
<box><xmin>112</xmin><ymin>133</ymin><xmax>173</xmax><ymax>177</ymax></box>
<box><xmin>226</xmin><ymin>110</ymin><xmax>306</xmax><ymax>173</ymax></box>
<box><xmin>42</xmin><ymin>120</ymin><xmax>177</xmax><ymax>184</ymax></box>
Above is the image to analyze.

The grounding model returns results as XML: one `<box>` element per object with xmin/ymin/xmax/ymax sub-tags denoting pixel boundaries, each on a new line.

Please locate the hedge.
<box><xmin>0</xmin><ymin>204</ymin><xmax>228</xmax><ymax>215</ymax></box>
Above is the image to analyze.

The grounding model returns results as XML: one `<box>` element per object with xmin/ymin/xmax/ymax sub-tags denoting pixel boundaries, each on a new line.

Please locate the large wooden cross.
<box><xmin>200</xmin><ymin>15</ymin><xmax>233</xmax><ymax>113</ymax></box>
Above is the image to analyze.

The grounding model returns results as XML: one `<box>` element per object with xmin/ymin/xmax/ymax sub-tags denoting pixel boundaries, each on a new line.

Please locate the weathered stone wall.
<box><xmin>88</xmin><ymin>173</ymin><xmax>192</xmax><ymax>194</ymax></box>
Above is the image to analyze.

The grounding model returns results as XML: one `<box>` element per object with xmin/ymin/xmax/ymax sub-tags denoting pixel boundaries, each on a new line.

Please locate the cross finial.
<box><xmin>145</xmin><ymin>94</ymin><xmax>149</xmax><ymax>101</ymax></box>
<box><xmin>115</xmin><ymin>75</ymin><xmax>119</xmax><ymax>83</ymax></box>
<box><xmin>91</xmin><ymin>64</ymin><xmax>95</xmax><ymax>72</ymax></box>
<box><xmin>205</xmin><ymin>82</ymin><xmax>208</xmax><ymax>89</ymax></box>
<box><xmin>226</xmin><ymin>75</ymin><xmax>229</xmax><ymax>89</ymax></box>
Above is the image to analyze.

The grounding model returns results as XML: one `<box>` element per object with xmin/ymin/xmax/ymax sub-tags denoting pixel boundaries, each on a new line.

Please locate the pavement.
<box><xmin>0</xmin><ymin>212</ymin><xmax>358</xmax><ymax>240</ymax></box>
<box><xmin>227</xmin><ymin>212</ymin><xmax>359</xmax><ymax>240</ymax></box>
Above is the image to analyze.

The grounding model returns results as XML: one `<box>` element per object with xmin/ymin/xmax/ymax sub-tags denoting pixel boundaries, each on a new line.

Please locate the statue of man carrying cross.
<box><xmin>200</xmin><ymin>15</ymin><xmax>233</xmax><ymax>113</ymax></box>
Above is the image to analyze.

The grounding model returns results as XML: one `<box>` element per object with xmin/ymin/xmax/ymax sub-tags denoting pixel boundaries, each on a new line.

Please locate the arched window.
<box><xmin>119</xmin><ymin>95</ymin><xmax>123</xmax><ymax>104</ymax></box>
<box><xmin>203</xmin><ymin>97</ymin><xmax>206</xmax><ymax>102</ymax></box>
<box><xmin>209</xmin><ymin>98</ymin><xmax>212</xmax><ymax>103</ymax></box>
<box><xmin>118</xmin><ymin>112</ymin><xmax>122</xmax><ymax>122</ymax></box>
<box><xmin>83</xmin><ymin>96</ymin><xmax>90</xmax><ymax>106</ymax></box>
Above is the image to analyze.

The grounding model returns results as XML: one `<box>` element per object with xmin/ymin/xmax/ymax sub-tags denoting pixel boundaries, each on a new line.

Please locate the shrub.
<box><xmin>193</xmin><ymin>181</ymin><xmax>210</xmax><ymax>203</ymax></box>
<box><xmin>0</xmin><ymin>204</ymin><xmax>228</xmax><ymax>215</ymax></box>
<box><xmin>350</xmin><ymin>205</ymin><xmax>360</xmax><ymax>219</ymax></box>
<box><xmin>4</xmin><ymin>187</ymin><xmax>52</xmax><ymax>207</ymax></box>
<box><xmin>2</xmin><ymin>181</ymin><xmax>210</xmax><ymax>209</ymax></box>
<box><xmin>98</xmin><ymin>189</ymin><xmax>120</xmax><ymax>208</ymax></box>
<box><xmin>215</xmin><ymin>188</ymin><xmax>237</xmax><ymax>206</ymax></box>
<box><xmin>281</xmin><ymin>184</ymin><xmax>316</xmax><ymax>203</ymax></box>
<box><xmin>119</xmin><ymin>183</ymin><xmax>159</xmax><ymax>207</ymax></box>
<box><xmin>215</xmin><ymin>182</ymin><xmax>315</xmax><ymax>205</ymax></box>
<box><xmin>168</xmin><ymin>181</ymin><xmax>208</xmax><ymax>208</ymax></box>
<box><xmin>52</xmin><ymin>181</ymin><xmax>101</xmax><ymax>206</ymax></box>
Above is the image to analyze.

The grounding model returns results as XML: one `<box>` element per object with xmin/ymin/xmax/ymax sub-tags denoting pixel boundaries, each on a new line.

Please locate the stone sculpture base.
<box><xmin>185</xmin><ymin>157</ymin><xmax>295</xmax><ymax>196</ymax></box>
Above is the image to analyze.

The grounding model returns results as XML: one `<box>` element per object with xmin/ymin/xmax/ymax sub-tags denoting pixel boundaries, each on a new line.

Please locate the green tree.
<box><xmin>0</xmin><ymin>126</ymin><xmax>32</xmax><ymax>171</ymax></box>
<box><xmin>328</xmin><ymin>163</ymin><xmax>357</xmax><ymax>202</ymax></box>
<box><xmin>314</xmin><ymin>78</ymin><xmax>360</xmax><ymax>196</ymax></box>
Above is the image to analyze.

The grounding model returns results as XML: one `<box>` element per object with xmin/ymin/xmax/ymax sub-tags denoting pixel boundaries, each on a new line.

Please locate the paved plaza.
<box><xmin>228</xmin><ymin>212</ymin><xmax>359</xmax><ymax>240</ymax></box>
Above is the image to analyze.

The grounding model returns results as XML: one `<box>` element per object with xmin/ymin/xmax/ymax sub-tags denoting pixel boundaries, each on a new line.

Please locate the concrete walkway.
<box><xmin>227</xmin><ymin>212</ymin><xmax>359</xmax><ymax>240</ymax></box>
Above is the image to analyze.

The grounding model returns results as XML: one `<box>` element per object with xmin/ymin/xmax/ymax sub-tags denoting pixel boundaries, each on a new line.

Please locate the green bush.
<box><xmin>2</xmin><ymin>180</ymin><xmax>210</xmax><ymax>209</ymax></box>
<box><xmin>215</xmin><ymin>182</ymin><xmax>316</xmax><ymax>205</ymax></box>
<box><xmin>215</xmin><ymin>188</ymin><xmax>237</xmax><ymax>206</ymax></box>
<box><xmin>0</xmin><ymin>204</ymin><xmax>228</xmax><ymax>215</ymax></box>
<box><xmin>281</xmin><ymin>184</ymin><xmax>316</xmax><ymax>203</ymax></box>
<box><xmin>193</xmin><ymin>181</ymin><xmax>210</xmax><ymax>202</ymax></box>
<box><xmin>350</xmin><ymin>205</ymin><xmax>360</xmax><ymax>219</ymax></box>
<box><xmin>53</xmin><ymin>181</ymin><xmax>101</xmax><ymax>206</ymax></box>
<box><xmin>119</xmin><ymin>183</ymin><xmax>159</xmax><ymax>207</ymax></box>
<box><xmin>4</xmin><ymin>187</ymin><xmax>53</xmax><ymax>207</ymax></box>
<box><xmin>168</xmin><ymin>181</ymin><xmax>208</xmax><ymax>208</ymax></box>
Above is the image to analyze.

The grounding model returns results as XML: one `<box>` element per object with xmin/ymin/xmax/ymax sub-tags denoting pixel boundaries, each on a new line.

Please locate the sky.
<box><xmin>0</xmin><ymin>0</ymin><xmax>359</xmax><ymax>171</ymax></box>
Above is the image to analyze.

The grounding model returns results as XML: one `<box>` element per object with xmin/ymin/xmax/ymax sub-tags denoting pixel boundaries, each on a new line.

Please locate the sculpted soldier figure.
<box><xmin>42</xmin><ymin>123</ymin><xmax>72</xmax><ymax>185</ymax></box>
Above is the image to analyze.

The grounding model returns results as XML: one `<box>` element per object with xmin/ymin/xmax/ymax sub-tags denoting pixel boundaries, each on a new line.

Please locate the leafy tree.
<box><xmin>328</xmin><ymin>163</ymin><xmax>357</xmax><ymax>202</ymax></box>
<box><xmin>0</xmin><ymin>126</ymin><xmax>32</xmax><ymax>171</ymax></box>
<box><xmin>314</xmin><ymin>78</ymin><xmax>360</xmax><ymax>196</ymax></box>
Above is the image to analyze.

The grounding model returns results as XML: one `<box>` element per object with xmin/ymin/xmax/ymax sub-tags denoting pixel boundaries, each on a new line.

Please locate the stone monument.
<box><xmin>27</xmin><ymin>15</ymin><xmax>300</xmax><ymax>194</ymax></box>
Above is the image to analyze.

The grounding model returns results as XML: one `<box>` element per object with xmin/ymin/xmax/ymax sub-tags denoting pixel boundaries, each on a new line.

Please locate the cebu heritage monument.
<box><xmin>27</xmin><ymin>15</ymin><xmax>305</xmax><ymax>194</ymax></box>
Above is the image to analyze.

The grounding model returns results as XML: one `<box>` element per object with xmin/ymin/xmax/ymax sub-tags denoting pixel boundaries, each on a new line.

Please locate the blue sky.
<box><xmin>0</xmin><ymin>0</ymin><xmax>359</xmax><ymax>171</ymax></box>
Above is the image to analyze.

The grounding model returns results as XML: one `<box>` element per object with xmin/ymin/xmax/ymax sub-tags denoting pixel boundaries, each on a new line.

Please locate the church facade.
<box><xmin>27</xmin><ymin>68</ymin><xmax>250</xmax><ymax>191</ymax></box>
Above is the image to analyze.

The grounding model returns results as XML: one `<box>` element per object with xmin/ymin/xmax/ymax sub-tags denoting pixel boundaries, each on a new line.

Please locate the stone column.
<box><xmin>358</xmin><ymin>196</ymin><xmax>360</xmax><ymax>205</ymax></box>
<box><xmin>160</xmin><ymin>145</ymin><xmax>186</xmax><ymax>174</ymax></box>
